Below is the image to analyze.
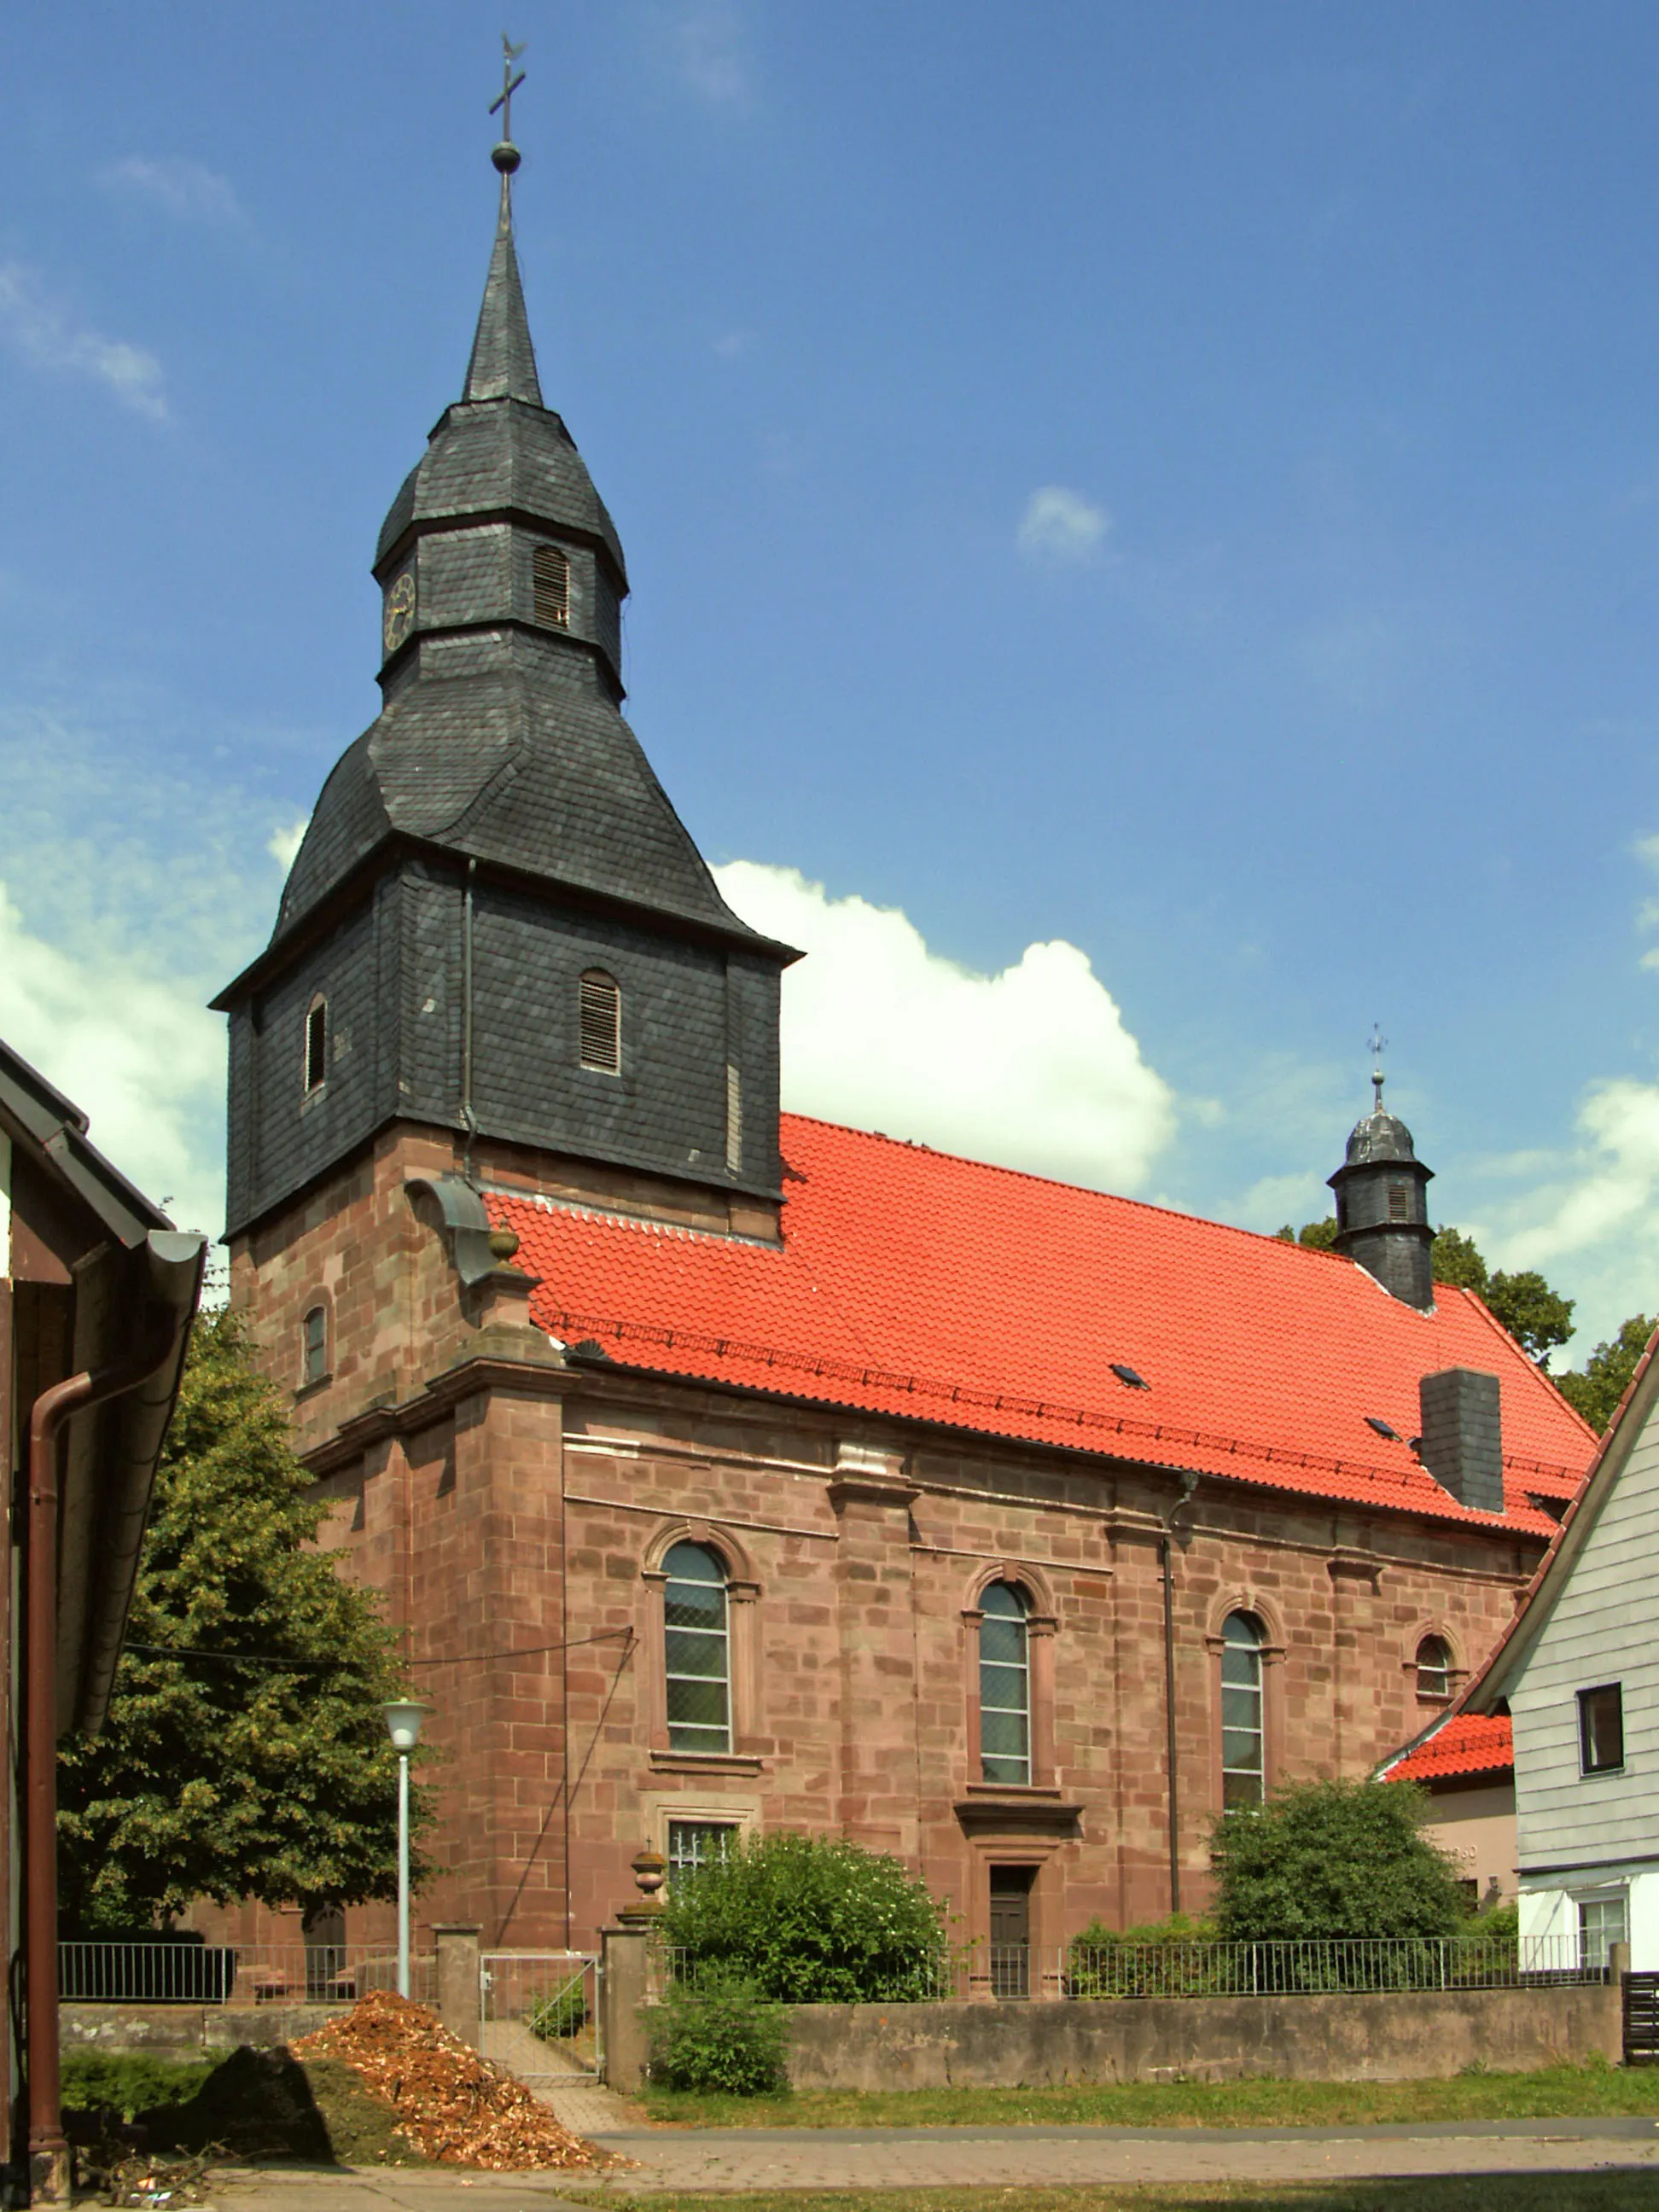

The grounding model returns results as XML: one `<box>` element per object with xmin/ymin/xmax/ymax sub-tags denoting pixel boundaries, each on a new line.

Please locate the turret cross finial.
<box><xmin>492</xmin><ymin>34</ymin><xmax>527</xmax><ymax>142</ymax></box>
<box><xmin>1368</xmin><ymin>1023</ymin><xmax>1388</xmax><ymax>1112</ymax></box>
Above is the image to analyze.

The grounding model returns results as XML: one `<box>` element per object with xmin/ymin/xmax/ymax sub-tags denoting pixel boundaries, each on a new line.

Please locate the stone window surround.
<box><xmin>637</xmin><ymin>1787</ymin><xmax>761</xmax><ymax>1884</ymax></box>
<box><xmin>1204</xmin><ymin>1590</ymin><xmax>1288</xmax><ymax>1813</ymax></box>
<box><xmin>641</xmin><ymin>1517</ymin><xmax>765</xmax><ymax>1776</ymax></box>
<box><xmin>296</xmin><ymin>1289</ymin><xmax>334</xmax><ymax>1398</ymax></box>
<box><xmin>1404</xmin><ymin>1620</ymin><xmax>1465</xmax><ymax>1706</ymax></box>
<box><xmin>961</xmin><ymin>1561</ymin><xmax>1058</xmax><ymax>1793</ymax></box>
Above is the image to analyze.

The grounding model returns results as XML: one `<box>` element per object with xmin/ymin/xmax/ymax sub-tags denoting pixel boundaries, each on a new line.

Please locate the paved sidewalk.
<box><xmin>212</xmin><ymin>2116</ymin><xmax>1659</xmax><ymax>2203</ymax></box>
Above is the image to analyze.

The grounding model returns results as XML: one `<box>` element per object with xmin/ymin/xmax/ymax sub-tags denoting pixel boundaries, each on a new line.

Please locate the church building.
<box><xmin>214</xmin><ymin>128</ymin><xmax>1597</xmax><ymax>1971</ymax></box>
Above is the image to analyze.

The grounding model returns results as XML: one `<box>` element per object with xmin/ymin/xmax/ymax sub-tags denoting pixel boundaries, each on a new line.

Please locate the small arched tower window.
<box><xmin>533</xmin><ymin>544</ymin><xmax>570</xmax><ymax>630</ymax></box>
<box><xmin>301</xmin><ymin>1304</ymin><xmax>328</xmax><ymax>1388</ymax></box>
<box><xmin>979</xmin><ymin>1581</ymin><xmax>1031</xmax><ymax>1785</ymax></box>
<box><xmin>1416</xmin><ymin>1634</ymin><xmax>1452</xmax><ymax>1702</ymax></box>
<box><xmin>1221</xmin><ymin>1611</ymin><xmax>1266</xmax><ymax>1808</ymax></box>
<box><xmin>663</xmin><ymin>1540</ymin><xmax>730</xmax><ymax>1755</ymax></box>
<box><xmin>579</xmin><ymin>969</ymin><xmax>621</xmax><ymax>1074</ymax></box>
<box><xmin>305</xmin><ymin>998</ymin><xmax>328</xmax><ymax>1092</ymax></box>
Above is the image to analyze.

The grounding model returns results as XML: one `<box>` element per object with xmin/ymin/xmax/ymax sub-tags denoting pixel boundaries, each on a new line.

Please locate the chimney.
<box><xmin>1417</xmin><ymin>1369</ymin><xmax>1503</xmax><ymax>1514</ymax></box>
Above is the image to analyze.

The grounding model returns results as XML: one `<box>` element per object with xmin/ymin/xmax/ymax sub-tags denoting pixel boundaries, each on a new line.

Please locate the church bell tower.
<box><xmin>214</xmin><ymin>90</ymin><xmax>797</xmax><ymax>1248</ymax></box>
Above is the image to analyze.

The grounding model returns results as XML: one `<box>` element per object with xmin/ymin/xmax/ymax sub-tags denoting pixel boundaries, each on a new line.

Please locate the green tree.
<box><xmin>1557</xmin><ymin>1315</ymin><xmax>1655</xmax><ymax>1434</ymax></box>
<box><xmin>658</xmin><ymin>1831</ymin><xmax>947</xmax><ymax>2002</ymax></box>
<box><xmin>1430</xmin><ymin>1227</ymin><xmax>1576</xmax><ymax>1365</ymax></box>
<box><xmin>58</xmin><ymin>1307</ymin><xmax>425</xmax><ymax>1932</ymax></box>
<box><xmin>1209</xmin><ymin>1778</ymin><xmax>1464</xmax><ymax>1942</ymax></box>
<box><xmin>1276</xmin><ymin>1219</ymin><xmax>1340</xmax><ymax>1250</ymax></box>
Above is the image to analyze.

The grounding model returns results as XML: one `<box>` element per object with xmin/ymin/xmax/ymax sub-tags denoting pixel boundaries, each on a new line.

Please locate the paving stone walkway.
<box><xmin>212</xmin><ymin>2115</ymin><xmax>1659</xmax><ymax>2204</ymax></box>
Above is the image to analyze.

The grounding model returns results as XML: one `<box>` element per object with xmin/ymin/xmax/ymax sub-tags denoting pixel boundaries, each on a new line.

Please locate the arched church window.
<box><xmin>533</xmin><ymin>544</ymin><xmax>570</xmax><ymax>630</ymax></box>
<box><xmin>1221</xmin><ymin>1611</ymin><xmax>1266</xmax><ymax>1807</ymax></box>
<box><xmin>305</xmin><ymin>998</ymin><xmax>328</xmax><ymax>1092</ymax></box>
<box><xmin>1416</xmin><ymin>1634</ymin><xmax>1452</xmax><ymax>1702</ymax></box>
<box><xmin>979</xmin><ymin>1581</ymin><xmax>1032</xmax><ymax>1785</ymax></box>
<box><xmin>663</xmin><ymin>1541</ymin><xmax>730</xmax><ymax>1755</ymax></box>
<box><xmin>301</xmin><ymin>1304</ymin><xmax>328</xmax><ymax>1388</ymax></box>
<box><xmin>579</xmin><ymin>970</ymin><xmax>621</xmax><ymax>1074</ymax></box>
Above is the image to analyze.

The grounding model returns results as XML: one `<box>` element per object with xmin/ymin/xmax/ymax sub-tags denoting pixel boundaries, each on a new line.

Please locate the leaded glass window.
<box><xmin>1221</xmin><ymin>1611</ymin><xmax>1266</xmax><ymax>1809</ymax></box>
<box><xmin>664</xmin><ymin>1541</ymin><xmax>730</xmax><ymax>1755</ymax></box>
<box><xmin>979</xmin><ymin>1582</ymin><xmax>1031</xmax><ymax>1785</ymax></box>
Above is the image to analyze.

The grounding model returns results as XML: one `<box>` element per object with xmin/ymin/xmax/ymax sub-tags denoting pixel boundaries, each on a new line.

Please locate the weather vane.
<box><xmin>492</xmin><ymin>34</ymin><xmax>527</xmax><ymax>160</ymax></box>
<box><xmin>1368</xmin><ymin>1023</ymin><xmax>1388</xmax><ymax>1112</ymax></box>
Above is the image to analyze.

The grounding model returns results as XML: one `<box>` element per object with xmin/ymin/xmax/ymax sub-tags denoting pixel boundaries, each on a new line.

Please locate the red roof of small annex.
<box><xmin>1385</xmin><ymin>1712</ymin><xmax>1514</xmax><ymax>1784</ymax></box>
<box><xmin>488</xmin><ymin>1115</ymin><xmax>1595</xmax><ymax>1535</ymax></box>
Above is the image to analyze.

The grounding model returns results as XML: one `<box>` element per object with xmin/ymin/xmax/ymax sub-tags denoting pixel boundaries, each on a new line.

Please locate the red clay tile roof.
<box><xmin>490</xmin><ymin>1115</ymin><xmax>1594</xmax><ymax>1535</ymax></box>
<box><xmin>1385</xmin><ymin>1712</ymin><xmax>1514</xmax><ymax>1784</ymax></box>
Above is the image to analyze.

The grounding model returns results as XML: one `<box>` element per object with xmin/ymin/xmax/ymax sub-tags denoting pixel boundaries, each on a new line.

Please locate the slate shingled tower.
<box><xmin>215</xmin><ymin>149</ymin><xmax>796</xmax><ymax>1238</ymax></box>
<box><xmin>1327</xmin><ymin>1069</ymin><xmax>1435</xmax><ymax>1311</ymax></box>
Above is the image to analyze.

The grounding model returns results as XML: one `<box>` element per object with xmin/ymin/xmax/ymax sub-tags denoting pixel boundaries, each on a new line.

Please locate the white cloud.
<box><xmin>713</xmin><ymin>860</ymin><xmax>1176</xmax><ymax>1191</ymax></box>
<box><xmin>669</xmin><ymin>2</ymin><xmax>752</xmax><ymax>108</ymax></box>
<box><xmin>99</xmin><ymin>156</ymin><xmax>243</xmax><ymax>229</ymax></box>
<box><xmin>1017</xmin><ymin>486</ymin><xmax>1109</xmax><ymax>564</ymax></box>
<box><xmin>0</xmin><ymin>264</ymin><xmax>166</xmax><ymax>420</ymax></box>
<box><xmin>268</xmin><ymin>818</ymin><xmax>309</xmax><ymax>871</ymax></box>
<box><xmin>0</xmin><ymin>882</ymin><xmax>224</xmax><ymax>1239</ymax></box>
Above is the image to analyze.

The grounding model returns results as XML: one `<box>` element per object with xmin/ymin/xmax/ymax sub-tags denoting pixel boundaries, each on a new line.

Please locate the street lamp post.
<box><xmin>382</xmin><ymin>1702</ymin><xmax>428</xmax><ymax>1998</ymax></box>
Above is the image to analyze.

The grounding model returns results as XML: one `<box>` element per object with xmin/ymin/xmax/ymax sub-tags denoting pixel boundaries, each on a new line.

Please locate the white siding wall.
<box><xmin>1511</xmin><ymin>1411</ymin><xmax>1659</xmax><ymax>1884</ymax></box>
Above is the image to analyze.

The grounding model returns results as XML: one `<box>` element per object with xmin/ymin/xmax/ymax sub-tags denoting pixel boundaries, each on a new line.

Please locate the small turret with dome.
<box><xmin>1326</xmin><ymin>1033</ymin><xmax>1435</xmax><ymax>1310</ymax></box>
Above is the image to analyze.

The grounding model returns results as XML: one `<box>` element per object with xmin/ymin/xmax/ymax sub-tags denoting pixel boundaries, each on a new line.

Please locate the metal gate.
<box><xmin>1623</xmin><ymin>1970</ymin><xmax>1659</xmax><ymax>2063</ymax></box>
<box><xmin>479</xmin><ymin>1951</ymin><xmax>602</xmax><ymax>2085</ymax></box>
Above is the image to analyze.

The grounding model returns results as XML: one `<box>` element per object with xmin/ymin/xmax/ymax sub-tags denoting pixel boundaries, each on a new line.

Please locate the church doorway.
<box><xmin>988</xmin><ymin>1865</ymin><xmax>1036</xmax><ymax>1999</ymax></box>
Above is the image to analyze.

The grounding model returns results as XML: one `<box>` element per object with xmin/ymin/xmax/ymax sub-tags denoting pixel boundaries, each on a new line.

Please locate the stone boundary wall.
<box><xmin>784</xmin><ymin>1984</ymin><xmax>1622</xmax><ymax>2090</ymax></box>
<box><xmin>61</xmin><ymin>2002</ymin><xmax>343</xmax><ymax>2058</ymax></box>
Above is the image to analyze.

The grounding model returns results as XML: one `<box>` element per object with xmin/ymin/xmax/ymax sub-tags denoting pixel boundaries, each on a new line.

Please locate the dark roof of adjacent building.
<box><xmin>489</xmin><ymin>1114</ymin><xmax>1595</xmax><ymax>1534</ymax></box>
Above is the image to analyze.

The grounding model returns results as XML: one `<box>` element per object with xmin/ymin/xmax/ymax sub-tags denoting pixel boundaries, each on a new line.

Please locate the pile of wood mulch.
<box><xmin>293</xmin><ymin>1991</ymin><xmax>599</xmax><ymax>2171</ymax></box>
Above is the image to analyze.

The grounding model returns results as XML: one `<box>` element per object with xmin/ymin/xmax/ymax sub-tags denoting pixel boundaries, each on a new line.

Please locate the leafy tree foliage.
<box><xmin>1208</xmin><ymin>1778</ymin><xmax>1465</xmax><ymax>1942</ymax></box>
<box><xmin>647</xmin><ymin>1970</ymin><xmax>789</xmax><ymax>2095</ymax></box>
<box><xmin>658</xmin><ymin>1831</ymin><xmax>946</xmax><ymax>2002</ymax></box>
<box><xmin>1556</xmin><ymin>1315</ymin><xmax>1655</xmax><ymax>1434</ymax></box>
<box><xmin>1429</xmin><ymin>1226</ymin><xmax>1487</xmax><ymax>1290</ymax></box>
<box><xmin>1429</xmin><ymin>1227</ymin><xmax>1576</xmax><ymax>1365</ymax></box>
<box><xmin>1276</xmin><ymin>1219</ymin><xmax>1340</xmax><ymax>1250</ymax></box>
<box><xmin>58</xmin><ymin>1307</ymin><xmax>425</xmax><ymax>1932</ymax></box>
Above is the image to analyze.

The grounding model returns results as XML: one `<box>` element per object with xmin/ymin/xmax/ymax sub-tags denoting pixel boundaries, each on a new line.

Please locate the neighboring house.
<box><xmin>1377</xmin><ymin>1709</ymin><xmax>1516</xmax><ymax>1906</ymax></box>
<box><xmin>212</xmin><ymin>137</ymin><xmax>1600</xmax><ymax>1967</ymax></box>
<box><xmin>1</xmin><ymin>1040</ymin><xmax>206</xmax><ymax>2196</ymax></box>
<box><xmin>1423</xmin><ymin>1323</ymin><xmax>1659</xmax><ymax>1970</ymax></box>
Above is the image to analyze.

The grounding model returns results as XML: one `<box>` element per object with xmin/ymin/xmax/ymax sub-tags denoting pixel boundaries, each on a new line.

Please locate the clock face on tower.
<box><xmin>382</xmin><ymin>571</ymin><xmax>416</xmax><ymax>655</ymax></box>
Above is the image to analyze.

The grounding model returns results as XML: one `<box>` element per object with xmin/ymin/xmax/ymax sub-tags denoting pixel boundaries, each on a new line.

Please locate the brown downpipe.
<box><xmin>1161</xmin><ymin>1473</ymin><xmax>1199</xmax><ymax>1918</ymax></box>
<box><xmin>25</xmin><ymin>1325</ymin><xmax>175</xmax><ymax>2193</ymax></box>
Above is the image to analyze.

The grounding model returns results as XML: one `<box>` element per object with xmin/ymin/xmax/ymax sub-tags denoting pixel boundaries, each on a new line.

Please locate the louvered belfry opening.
<box><xmin>579</xmin><ymin>969</ymin><xmax>620</xmax><ymax>1073</ymax></box>
<box><xmin>533</xmin><ymin>543</ymin><xmax>570</xmax><ymax>629</ymax></box>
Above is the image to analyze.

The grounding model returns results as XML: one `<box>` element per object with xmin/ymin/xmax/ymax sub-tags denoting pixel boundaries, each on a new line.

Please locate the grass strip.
<box><xmin>637</xmin><ymin>2060</ymin><xmax>1659</xmax><ymax>2131</ymax></box>
<box><xmin>556</xmin><ymin>2181</ymin><xmax>1659</xmax><ymax>2212</ymax></box>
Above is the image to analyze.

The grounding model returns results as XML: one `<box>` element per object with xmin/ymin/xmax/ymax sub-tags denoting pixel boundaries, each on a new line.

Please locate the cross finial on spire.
<box><xmin>1368</xmin><ymin>1023</ymin><xmax>1388</xmax><ymax>1113</ymax></box>
<box><xmin>490</xmin><ymin>35</ymin><xmax>527</xmax><ymax>212</ymax></box>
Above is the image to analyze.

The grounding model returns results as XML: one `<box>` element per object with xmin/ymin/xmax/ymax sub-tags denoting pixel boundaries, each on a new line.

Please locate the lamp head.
<box><xmin>382</xmin><ymin>1700</ymin><xmax>430</xmax><ymax>1752</ymax></box>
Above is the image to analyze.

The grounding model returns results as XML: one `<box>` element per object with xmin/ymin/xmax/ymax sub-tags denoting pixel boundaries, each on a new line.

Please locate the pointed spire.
<box><xmin>463</xmin><ymin>39</ymin><xmax>542</xmax><ymax>406</ymax></box>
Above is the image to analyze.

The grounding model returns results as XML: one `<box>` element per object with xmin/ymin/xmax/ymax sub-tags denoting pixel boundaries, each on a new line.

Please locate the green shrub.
<box><xmin>61</xmin><ymin>2051</ymin><xmax>213</xmax><ymax>2123</ymax></box>
<box><xmin>647</xmin><ymin>1970</ymin><xmax>789</xmax><ymax>2095</ymax></box>
<box><xmin>659</xmin><ymin>1831</ymin><xmax>947</xmax><ymax>2002</ymax></box>
<box><xmin>1067</xmin><ymin>1912</ymin><xmax>1223</xmax><ymax>1997</ymax></box>
<box><xmin>527</xmin><ymin>1975</ymin><xmax>589</xmax><ymax>2040</ymax></box>
<box><xmin>1209</xmin><ymin>1778</ymin><xmax>1465</xmax><ymax>1943</ymax></box>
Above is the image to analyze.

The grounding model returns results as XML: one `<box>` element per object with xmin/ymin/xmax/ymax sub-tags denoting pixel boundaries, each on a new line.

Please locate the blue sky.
<box><xmin>4</xmin><ymin>3</ymin><xmax>1659</xmax><ymax>1357</ymax></box>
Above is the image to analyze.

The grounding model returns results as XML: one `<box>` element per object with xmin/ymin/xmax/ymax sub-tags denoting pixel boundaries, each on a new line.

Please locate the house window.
<box><xmin>301</xmin><ymin>1305</ymin><xmax>328</xmax><ymax>1388</ymax></box>
<box><xmin>1579</xmin><ymin>1684</ymin><xmax>1625</xmax><ymax>1774</ymax></box>
<box><xmin>664</xmin><ymin>1541</ymin><xmax>730</xmax><ymax>1755</ymax></box>
<box><xmin>1416</xmin><ymin>1635</ymin><xmax>1452</xmax><ymax>1702</ymax></box>
<box><xmin>579</xmin><ymin>970</ymin><xmax>621</xmax><ymax>1074</ymax></box>
<box><xmin>978</xmin><ymin>1582</ymin><xmax>1031</xmax><ymax>1785</ymax></box>
<box><xmin>533</xmin><ymin>544</ymin><xmax>570</xmax><ymax>629</ymax></box>
<box><xmin>1221</xmin><ymin>1611</ymin><xmax>1266</xmax><ymax>1808</ymax></box>
<box><xmin>305</xmin><ymin>998</ymin><xmax>328</xmax><ymax>1091</ymax></box>
<box><xmin>1579</xmin><ymin>1892</ymin><xmax>1628</xmax><ymax>1969</ymax></box>
<box><xmin>667</xmin><ymin>1819</ymin><xmax>736</xmax><ymax>1886</ymax></box>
